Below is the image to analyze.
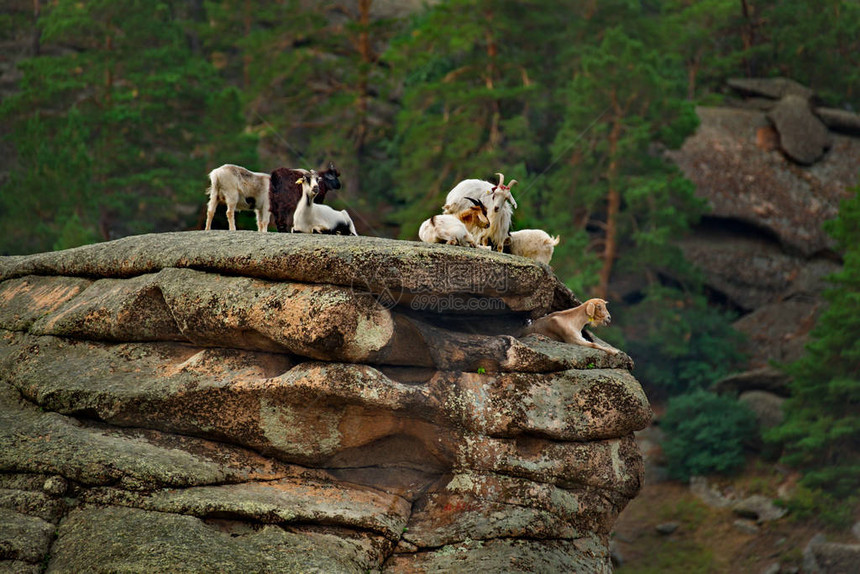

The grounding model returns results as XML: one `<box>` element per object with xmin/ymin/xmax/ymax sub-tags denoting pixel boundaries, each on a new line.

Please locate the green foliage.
<box><xmin>750</xmin><ymin>1</ymin><xmax>860</xmax><ymax>106</ymax></box>
<box><xmin>766</xmin><ymin>189</ymin><xmax>860</xmax><ymax>501</ymax></box>
<box><xmin>621</xmin><ymin>542</ymin><xmax>714</xmax><ymax>574</ymax></box>
<box><xmin>778</xmin><ymin>483</ymin><xmax>858</xmax><ymax>529</ymax></box>
<box><xmin>662</xmin><ymin>390</ymin><xmax>758</xmax><ymax>481</ymax></box>
<box><xmin>622</xmin><ymin>286</ymin><xmax>746</xmax><ymax>396</ymax></box>
<box><xmin>1</xmin><ymin>109</ymin><xmax>95</xmax><ymax>254</ymax></box>
<box><xmin>1</xmin><ymin>0</ymin><xmax>256</xmax><ymax>252</ymax></box>
<box><xmin>620</xmin><ymin>495</ymin><xmax>716</xmax><ymax>574</ymax></box>
<box><xmin>386</xmin><ymin>0</ymin><xmax>542</xmax><ymax>235</ymax></box>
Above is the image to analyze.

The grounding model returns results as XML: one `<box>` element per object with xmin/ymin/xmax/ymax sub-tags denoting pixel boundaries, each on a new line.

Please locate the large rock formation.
<box><xmin>666</xmin><ymin>78</ymin><xmax>860</xmax><ymax>396</ymax></box>
<box><xmin>0</xmin><ymin>232</ymin><xmax>651</xmax><ymax>573</ymax></box>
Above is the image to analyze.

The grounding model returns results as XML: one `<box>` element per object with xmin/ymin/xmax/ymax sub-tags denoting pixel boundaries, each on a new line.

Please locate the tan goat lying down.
<box><xmin>522</xmin><ymin>298</ymin><xmax>618</xmax><ymax>355</ymax></box>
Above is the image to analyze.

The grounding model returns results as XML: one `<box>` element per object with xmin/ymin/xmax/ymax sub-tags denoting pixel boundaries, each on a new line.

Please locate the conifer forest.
<box><xmin>1</xmin><ymin>1</ymin><xmax>859</xmax><ymax>570</ymax></box>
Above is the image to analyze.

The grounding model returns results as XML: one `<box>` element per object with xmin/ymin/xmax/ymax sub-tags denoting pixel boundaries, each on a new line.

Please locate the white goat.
<box><xmin>509</xmin><ymin>230</ymin><xmax>560</xmax><ymax>264</ymax></box>
<box><xmin>205</xmin><ymin>164</ymin><xmax>271</xmax><ymax>232</ymax></box>
<box><xmin>443</xmin><ymin>173</ymin><xmax>517</xmax><ymax>251</ymax></box>
<box><xmin>291</xmin><ymin>171</ymin><xmax>358</xmax><ymax>235</ymax></box>
<box><xmin>419</xmin><ymin>198</ymin><xmax>489</xmax><ymax>247</ymax></box>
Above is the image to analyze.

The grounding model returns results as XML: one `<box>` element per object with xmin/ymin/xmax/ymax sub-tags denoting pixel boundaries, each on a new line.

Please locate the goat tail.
<box><xmin>206</xmin><ymin>169</ymin><xmax>224</xmax><ymax>200</ymax></box>
<box><xmin>548</xmin><ymin>235</ymin><xmax>561</xmax><ymax>246</ymax></box>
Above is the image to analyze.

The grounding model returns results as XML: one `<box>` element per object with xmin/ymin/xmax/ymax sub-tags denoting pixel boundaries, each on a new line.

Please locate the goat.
<box><xmin>204</xmin><ymin>164</ymin><xmax>271</xmax><ymax>232</ymax></box>
<box><xmin>291</xmin><ymin>171</ymin><xmax>358</xmax><ymax>235</ymax></box>
<box><xmin>443</xmin><ymin>173</ymin><xmax>517</xmax><ymax>251</ymax></box>
<box><xmin>270</xmin><ymin>162</ymin><xmax>342</xmax><ymax>232</ymax></box>
<box><xmin>509</xmin><ymin>229</ymin><xmax>560</xmax><ymax>264</ymax></box>
<box><xmin>418</xmin><ymin>198</ymin><xmax>489</xmax><ymax>247</ymax></box>
<box><xmin>522</xmin><ymin>298</ymin><xmax>618</xmax><ymax>354</ymax></box>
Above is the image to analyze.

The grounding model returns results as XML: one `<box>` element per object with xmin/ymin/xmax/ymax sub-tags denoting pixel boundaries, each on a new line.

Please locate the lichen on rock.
<box><xmin>0</xmin><ymin>232</ymin><xmax>651</xmax><ymax>572</ymax></box>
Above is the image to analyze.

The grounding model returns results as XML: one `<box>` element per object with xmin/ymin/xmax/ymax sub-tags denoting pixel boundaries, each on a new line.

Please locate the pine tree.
<box><xmin>1</xmin><ymin>0</ymin><xmax>256</xmax><ymax>252</ymax></box>
<box><xmin>541</xmin><ymin>22</ymin><xmax>745</xmax><ymax>396</ymax></box>
<box><xmin>543</xmin><ymin>26</ymin><xmax>702</xmax><ymax>298</ymax></box>
<box><xmin>384</xmin><ymin>0</ymin><xmax>550</xmax><ymax>236</ymax></box>
<box><xmin>767</xmin><ymin>189</ymin><xmax>860</xmax><ymax>509</ymax></box>
<box><xmin>201</xmin><ymin>0</ymin><xmax>406</xmax><ymax>233</ymax></box>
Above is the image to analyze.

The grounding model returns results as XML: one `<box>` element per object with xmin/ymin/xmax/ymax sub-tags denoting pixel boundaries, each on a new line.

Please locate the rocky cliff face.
<box><xmin>667</xmin><ymin>79</ymin><xmax>860</xmax><ymax>400</ymax></box>
<box><xmin>0</xmin><ymin>232</ymin><xmax>651</xmax><ymax>573</ymax></box>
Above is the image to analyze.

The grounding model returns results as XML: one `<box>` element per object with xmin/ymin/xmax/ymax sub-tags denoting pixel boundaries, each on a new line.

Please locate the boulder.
<box><xmin>738</xmin><ymin>390</ymin><xmax>786</xmax><ymax>431</ymax></box>
<box><xmin>733</xmin><ymin>299</ymin><xmax>822</xmax><ymax>368</ymax></box>
<box><xmin>804</xmin><ymin>534</ymin><xmax>860</xmax><ymax>574</ymax></box>
<box><xmin>667</xmin><ymin>106</ymin><xmax>857</xmax><ymax>257</ymax></box>
<box><xmin>767</xmin><ymin>95</ymin><xmax>832</xmax><ymax>165</ymax></box>
<box><xmin>815</xmin><ymin>108</ymin><xmax>860</xmax><ymax>136</ymax></box>
<box><xmin>0</xmin><ymin>232</ymin><xmax>650</xmax><ymax>572</ymax></box>
<box><xmin>727</xmin><ymin>77</ymin><xmax>816</xmax><ymax>101</ymax></box>
<box><xmin>731</xmin><ymin>495</ymin><xmax>787</xmax><ymax>523</ymax></box>
<box><xmin>713</xmin><ymin>366</ymin><xmax>792</xmax><ymax>397</ymax></box>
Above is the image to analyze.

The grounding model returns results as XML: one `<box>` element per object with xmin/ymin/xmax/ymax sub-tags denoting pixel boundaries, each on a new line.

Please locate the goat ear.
<box><xmin>585</xmin><ymin>300</ymin><xmax>596</xmax><ymax>318</ymax></box>
<box><xmin>295</xmin><ymin>178</ymin><xmax>304</xmax><ymax>185</ymax></box>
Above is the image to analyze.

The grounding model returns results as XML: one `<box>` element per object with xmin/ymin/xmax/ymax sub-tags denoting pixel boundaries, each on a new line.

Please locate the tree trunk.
<box><xmin>350</xmin><ymin>0</ymin><xmax>374</xmax><ymax>202</ymax></box>
<box><xmin>597</xmin><ymin>96</ymin><xmax>622</xmax><ymax>300</ymax></box>
<box><xmin>687</xmin><ymin>51</ymin><xmax>701</xmax><ymax>100</ymax></box>
<box><xmin>32</xmin><ymin>0</ymin><xmax>41</xmax><ymax>55</ymax></box>
<box><xmin>187</xmin><ymin>0</ymin><xmax>205</xmax><ymax>54</ymax></box>
<box><xmin>243</xmin><ymin>0</ymin><xmax>252</xmax><ymax>90</ymax></box>
<box><xmin>484</xmin><ymin>11</ymin><xmax>501</xmax><ymax>150</ymax></box>
<box><xmin>355</xmin><ymin>0</ymin><xmax>371</xmax><ymax>153</ymax></box>
<box><xmin>739</xmin><ymin>0</ymin><xmax>754</xmax><ymax>77</ymax></box>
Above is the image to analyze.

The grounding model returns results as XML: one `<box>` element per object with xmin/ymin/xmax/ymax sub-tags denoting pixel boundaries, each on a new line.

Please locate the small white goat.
<box><xmin>291</xmin><ymin>171</ymin><xmax>358</xmax><ymax>235</ymax></box>
<box><xmin>443</xmin><ymin>173</ymin><xmax>517</xmax><ymax>251</ymax></box>
<box><xmin>509</xmin><ymin>229</ymin><xmax>560</xmax><ymax>264</ymax></box>
<box><xmin>419</xmin><ymin>198</ymin><xmax>489</xmax><ymax>247</ymax></box>
<box><xmin>522</xmin><ymin>298</ymin><xmax>618</xmax><ymax>354</ymax></box>
<box><xmin>205</xmin><ymin>164</ymin><xmax>271</xmax><ymax>232</ymax></box>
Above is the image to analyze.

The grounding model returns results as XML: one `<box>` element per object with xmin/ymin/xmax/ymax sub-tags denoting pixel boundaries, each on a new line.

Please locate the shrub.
<box><xmin>780</xmin><ymin>484</ymin><xmax>858</xmax><ymax>529</ymax></box>
<box><xmin>662</xmin><ymin>390</ymin><xmax>758</xmax><ymax>481</ymax></box>
<box><xmin>621</xmin><ymin>286</ymin><xmax>746</xmax><ymax>398</ymax></box>
<box><xmin>766</xmin><ymin>188</ymin><xmax>860</xmax><ymax>516</ymax></box>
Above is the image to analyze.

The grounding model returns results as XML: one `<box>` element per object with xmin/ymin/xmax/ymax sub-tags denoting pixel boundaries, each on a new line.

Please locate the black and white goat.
<box><xmin>204</xmin><ymin>164</ymin><xmax>271</xmax><ymax>231</ymax></box>
<box><xmin>291</xmin><ymin>171</ymin><xmax>358</xmax><ymax>235</ymax></box>
<box><xmin>443</xmin><ymin>173</ymin><xmax>518</xmax><ymax>251</ymax></box>
<box><xmin>270</xmin><ymin>162</ymin><xmax>341</xmax><ymax>232</ymax></box>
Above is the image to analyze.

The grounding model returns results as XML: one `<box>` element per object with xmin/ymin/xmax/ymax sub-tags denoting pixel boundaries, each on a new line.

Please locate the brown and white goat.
<box><xmin>443</xmin><ymin>172</ymin><xmax>518</xmax><ymax>251</ymax></box>
<box><xmin>205</xmin><ymin>164</ymin><xmax>271</xmax><ymax>231</ymax></box>
<box><xmin>419</xmin><ymin>198</ymin><xmax>489</xmax><ymax>247</ymax></box>
<box><xmin>522</xmin><ymin>298</ymin><xmax>618</xmax><ymax>354</ymax></box>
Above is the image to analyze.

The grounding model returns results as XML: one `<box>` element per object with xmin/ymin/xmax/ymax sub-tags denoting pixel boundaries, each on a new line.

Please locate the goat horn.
<box><xmin>508</xmin><ymin>179</ymin><xmax>518</xmax><ymax>187</ymax></box>
<box><xmin>465</xmin><ymin>197</ymin><xmax>482</xmax><ymax>207</ymax></box>
<box><xmin>495</xmin><ymin>172</ymin><xmax>505</xmax><ymax>187</ymax></box>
